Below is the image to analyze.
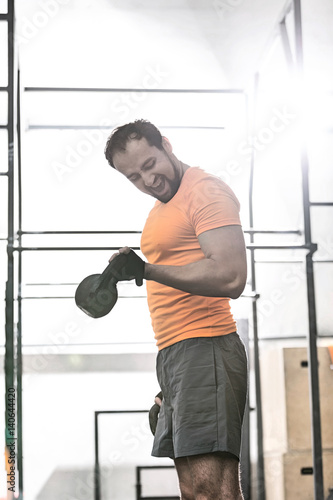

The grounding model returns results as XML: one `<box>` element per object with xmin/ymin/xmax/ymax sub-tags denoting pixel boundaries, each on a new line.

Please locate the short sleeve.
<box><xmin>186</xmin><ymin>174</ymin><xmax>241</xmax><ymax>237</ymax></box>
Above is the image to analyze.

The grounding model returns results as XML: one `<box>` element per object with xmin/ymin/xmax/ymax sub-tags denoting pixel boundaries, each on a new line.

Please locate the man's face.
<box><xmin>112</xmin><ymin>137</ymin><xmax>182</xmax><ymax>203</ymax></box>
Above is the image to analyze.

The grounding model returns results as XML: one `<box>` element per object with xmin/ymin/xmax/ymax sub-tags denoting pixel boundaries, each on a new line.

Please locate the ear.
<box><xmin>162</xmin><ymin>136</ymin><xmax>173</xmax><ymax>154</ymax></box>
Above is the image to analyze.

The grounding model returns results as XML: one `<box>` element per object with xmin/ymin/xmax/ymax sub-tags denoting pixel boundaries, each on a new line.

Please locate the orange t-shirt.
<box><xmin>140</xmin><ymin>167</ymin><xmax>241</xmax><ymax>350</ymax></box>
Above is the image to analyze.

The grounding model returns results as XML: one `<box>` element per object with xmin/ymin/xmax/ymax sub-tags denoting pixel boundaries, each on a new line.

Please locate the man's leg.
<box><xmin>174</xmin><ymin>457</ymin><xmax>195</xmax><ymax>500</ymax></box>
<box><xmin>174</xmin><ymin>452</ymin><xmax>244</xmax><ymax>500</ymax></box>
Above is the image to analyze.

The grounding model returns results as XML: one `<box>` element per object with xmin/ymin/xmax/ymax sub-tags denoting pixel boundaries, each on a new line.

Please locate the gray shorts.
<box><xmin>152</xmin><ymin>332</ymin><xmax>248</xmax><ymax>460</ymax></box>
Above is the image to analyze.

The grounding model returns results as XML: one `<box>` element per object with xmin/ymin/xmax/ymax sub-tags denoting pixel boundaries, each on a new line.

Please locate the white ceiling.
<box><xmin>14</xmin><ymin>0</ymin><xmax>333</xmax><ymax>96</ymax></box>
<box><xmin>14</xmin><ymin>0</ymin><xmax>332</xmax><ymax>90</ymax></box>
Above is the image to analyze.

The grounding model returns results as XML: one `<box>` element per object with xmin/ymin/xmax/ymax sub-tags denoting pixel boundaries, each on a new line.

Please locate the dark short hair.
<box><xmin>104</xmin><ymin>119</ymin><xmax>163</xmax><ymax>168</ymax></box>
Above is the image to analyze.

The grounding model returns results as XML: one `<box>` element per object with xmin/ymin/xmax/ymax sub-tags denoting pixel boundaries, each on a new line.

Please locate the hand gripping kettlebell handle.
<box><xmin>98</xmin><ymin>253</ymin><xmax>128</xmax><ymax>290</ymax></box>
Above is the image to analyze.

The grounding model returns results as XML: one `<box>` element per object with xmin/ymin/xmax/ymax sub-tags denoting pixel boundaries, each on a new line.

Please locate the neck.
<box><xmin>178</xmin><ymin>160</ymin><xmax>190</xmax><ymax>179</ymax></box>
<box><xmin>163</xmin><ymin>147</ymin><xmax>190</xmax><ymax>181</ymax></box>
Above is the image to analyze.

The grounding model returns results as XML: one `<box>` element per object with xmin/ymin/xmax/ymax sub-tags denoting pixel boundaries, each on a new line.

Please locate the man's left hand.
<box><xmin>108</xmin><ymin>247</ymin><xmax>145</xmax><ymax>286</ymax></box>
<box><xmin>149</xmin><ymin>391</ymin><xmax>163</xmax><ymax>435</ymax></box>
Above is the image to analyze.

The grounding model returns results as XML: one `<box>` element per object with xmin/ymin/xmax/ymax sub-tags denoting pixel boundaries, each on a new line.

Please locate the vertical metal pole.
<box><xmin>5</xmin><ymin>2</ymin><xmax>16</xmax><ymax>499</ymax></box>
<box><xmin>135</xmin><ymin>467</ymin><xmax>141</xmax><ymax>500</ymax></box>
<box><xmin>240</xmin><ymin>345</ymin><xmax>251</xmax><ymax>499</ymax></box>
<box><xmin>17</xmin><ymin>67</ymin><xmax>23</xmax><ymax>500</ymax></box>
<box><xmin>249</xmin><ymin>73</ymin><xmax>266</xmax><ymax>500</ymax></box>
<box><xmin>279</xmin><ymin>18</ymin><xmax>294</xmax><ymax>72</ymax></box>
<box><xmin>94</xmin><ymin>412</ymin><xmax>101</xmax><ymax>500</ymax></box>
<box><xmin>293</xmin><ymin>1</ymin><xmax>324</xmax><ymax>499</ymax></box>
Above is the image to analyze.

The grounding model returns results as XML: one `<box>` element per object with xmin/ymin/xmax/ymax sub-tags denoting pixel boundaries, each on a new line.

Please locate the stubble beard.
<box><xmin>153</xmin><ymin>151</ymin><xmax>182</xmax><ymax>203</ymax></box>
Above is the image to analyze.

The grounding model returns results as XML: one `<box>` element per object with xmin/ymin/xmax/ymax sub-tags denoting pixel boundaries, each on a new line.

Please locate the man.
<box><xmin>105</xmin><ymin>119</ymin><xmax>248</xmax><ymax>500</ymax></box>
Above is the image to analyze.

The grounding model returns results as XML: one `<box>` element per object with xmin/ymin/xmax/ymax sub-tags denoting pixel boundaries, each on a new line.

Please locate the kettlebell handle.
<box><xmin>98</xmin><ymin>253</ymin><xmax>128</xmax><ymax>289</ymax></box>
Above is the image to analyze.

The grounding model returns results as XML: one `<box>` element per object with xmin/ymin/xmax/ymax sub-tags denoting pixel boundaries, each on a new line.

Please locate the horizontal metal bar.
<box><xmin>25</xmin><ymin>282</ymin><xmax>85</xmax><ymax>286</ymax></box>
<box><xmin>137</xmin><ymin>466</ymin><xmax>175</xmax><ymax>471</ymax></box>
<box><xmin>139</xmin><ymin>497</ymin><xmax>179</xmax><ymax>500</ymax></box>
<box><xmin>28</xmin><ymin>124</ymin><xmax>225</xmax><ymax>131</ymax></box>
<box><xmin>16</xmin><ymin>291</ymin><xmax>249</xmax><ymax>300</ymax></box>
<box><xmin>0</xmin><ymin>85</ymin><xmax>8</xmax><ymax>90</ymax></box>
<box><xmin>310</xmin><ymin>202</ymin><xmax>333</xmax><ymax>207</ymax></box>
<box><xmin>25</xmin><ymin>281</ymin><xmax>136</xmax><ymax>286</ymax></box>
<box><xmin>24</xmin><ymin>280</ymin><xmax>136</xmax><ymax>286</ymax></box>
<box><xmin>20</xmin><ymin>296</ymin><xmax>75</xmax><ymax>300</ymax></box>
<box><xmin>0</xmin><ymin>13</ymin><xmax>8</xmax><ymax>20</ymax></box>
<box><xmin>259</xmin><ymin>335</ymin><xmax>307</xmax><ymax>341</ymax></box>
<box><xmin>16</xmin><ymin>336</ymin><xmax>332</xmax><ymax>350</ymax></box>
<box><xmin>255</xmin><ymin>260</ymin><xmax>304</xmax><ymax>264</ymax></box>
<box><xmin>27</xmin><ymin>125</ymin><xmax>111</xmax><ymax>130</ymax></box>
<box><xmin>258</xmin><ymin>334</ymin><xmax>331</xmax><ymax>341</ymax></box>
<box><xmin>18</xmin><ymin>295</ymin><xmax>147</xmax><ymax>300</ymax></box>
<box><xmin>19</xmin><ymin>229</ymin><xmax>301</xmax><ymax>235</ymax></box>
<box><xmin>247</xmin><ymin>243</ymin><xmax>316</xmax><ymax>251</ymax></box>
<box><xmin>14</xmin><ymin>243</ymin><xmax>316</xmax><ymax>252</ymax></box>
<box><xmin>15</xmin><ymin>246</ymin><xmax>140</xmax><ymax>251</ymax></box>
<box><xmin>24</xmin><ymin>87</ymin><xmax>244</xmax><ymax>94</ymax></box>
<box><xmin>96</xmin><ymin>410</ymin><xmax>148</xmax><ymax>414</ymax></box>
<box><xmin>15</xmin><ymin>290</ymin><xmax>253</xmax><ymax>300</ymax></box>
<box><xmin>255</xmin><ymin>259</ymin><xmax>333</xmax><ymax>264</ymax></box>
<box><xmin>0</xmin><ymin>124</ymin><xmax>8</xmax><ymax>129</ymax></box>
<box><xmin>21</xmin><ymin>341</ymin><xmax>155</xmax><ymax>348</ymax></box>
<box><xmin>244</xmin><ymin>229</ymin><xmax>301</xmax><ymax>234</ymax></box>
<box><xmin>19</xmin><ymin>230</ymin><xmax>141</xmax><ymax>235</ymax></box>
<box><xmin>0</xmin><ymin>172</ymin><xmax>8</xmax><ymax>176</ymax></box>
<box><xmin>241</xmin><ymin>292</ymin><xmax>260</xmax><ymax>299</ymax></box>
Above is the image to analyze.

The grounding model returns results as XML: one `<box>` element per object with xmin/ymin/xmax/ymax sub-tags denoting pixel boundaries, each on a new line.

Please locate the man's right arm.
<box><xmin>144</xmin><ymin>224</ymin><xmax>247</xmax><ymax>299</ymax></box>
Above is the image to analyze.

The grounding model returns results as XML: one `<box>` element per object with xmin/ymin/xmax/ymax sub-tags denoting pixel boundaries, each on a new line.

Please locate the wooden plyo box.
<box><xmin>260</xmin><ymin>347</ymin><xmax>333</xmax><ymax>453</ymax></box>
<box><xmin>264</xmin><ymin>450</ymin><xmax>333</xmax><ymax>500</ymax></box>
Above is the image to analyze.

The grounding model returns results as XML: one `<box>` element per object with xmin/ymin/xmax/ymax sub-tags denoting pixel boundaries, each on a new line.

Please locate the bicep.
<box><xmin>198</xmin><ymin>225</ymin><xmax>247</xmax><ymax>286</ymax></box>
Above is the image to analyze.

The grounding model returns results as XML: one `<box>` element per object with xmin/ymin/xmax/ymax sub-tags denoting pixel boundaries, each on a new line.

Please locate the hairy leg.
<box><xmin>175</xmin><ymin>452</ymin><xmax>244</xmax><ymax>500</ymax></box>
<box><xmin>174</xmin><ymin>456</ymin><xmax>195</xmax><ymax>500</ymax></box>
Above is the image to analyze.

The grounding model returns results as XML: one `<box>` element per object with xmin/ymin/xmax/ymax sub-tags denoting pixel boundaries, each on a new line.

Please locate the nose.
<box><xmin>142</xmin><ymin>171</ymin><xmax>155</xmax><ymax>187</ymax></box>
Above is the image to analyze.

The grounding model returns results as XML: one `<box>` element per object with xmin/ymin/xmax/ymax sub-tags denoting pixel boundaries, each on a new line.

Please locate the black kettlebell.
<box><xmin>75</xmin><ymin>253</ymin><xmax>127</xmax><ymax>318</ymax></box>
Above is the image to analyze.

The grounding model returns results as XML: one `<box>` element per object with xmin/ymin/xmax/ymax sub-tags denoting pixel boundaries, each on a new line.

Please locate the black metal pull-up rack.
<box><xmin>2</xmin><ymin>1</ymin><xmax>21</xmax><ymax>499</ymax></box>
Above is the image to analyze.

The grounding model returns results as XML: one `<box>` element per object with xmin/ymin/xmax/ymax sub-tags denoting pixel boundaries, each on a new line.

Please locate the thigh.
<box><xmin>174</xmin><ymin>457</ymin><xmax>195</xmax><ymax>500</ymax></box>
<box><xmin>187</xmin><ymin>452</ymin><xmax>242</xmax><ymax>499</ymax></box>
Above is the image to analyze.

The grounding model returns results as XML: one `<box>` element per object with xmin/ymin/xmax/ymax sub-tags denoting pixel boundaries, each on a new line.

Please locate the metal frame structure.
<box><xmin>3</xmin><ymin>1</ymin><xmax>332</xmax><ymax>499</ymax></box>
<box><xmin>248</xmin><ymin>1</ymin><xmax>332</xmax><ymax>498</ymax></box>
<box><xmin>94</xmin><ymin>412</ymin><xmax>180</xmax><ymax>500</ymax></box>
<box><xmin>94</xmin><ymin>410</ymin><xmax>148</xmax><ymax>500</ymax></box>
<box><xmin>135</xmin><ymin>466</ymin><xmax>179</xmax><ymax>500</ymax></box>
<box><xmin>2</xmin><ymin>1</ymin><xmax>21</xmax><ymax>499</ymax></box>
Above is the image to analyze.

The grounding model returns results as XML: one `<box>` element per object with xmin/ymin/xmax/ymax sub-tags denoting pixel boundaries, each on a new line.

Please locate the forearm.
<box><xmin>144</xmin><ymin>258</ymin><xmax>245</xmax><ymax>298</ymax></box>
